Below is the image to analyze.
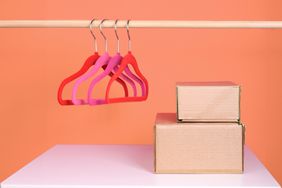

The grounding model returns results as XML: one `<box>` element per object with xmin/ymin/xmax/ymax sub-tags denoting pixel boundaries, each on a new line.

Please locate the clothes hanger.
<box><xmin>111</xmin><ymin>20</ymin><xmax>137</xmax><ymax>97</ymax></box>
<box><xmin>71</xmin><ymin>19</ymin><xmax>134</xmax><ymax>105</ymax></box>
<box><xmin>58</xmin><ymin>19</ymin><xmax>129</xmax><ymax>105</ymax></box>
<box><xmin>87</xmin><ymin>19</ymin><xmax>138</xmax><ymax>105</ymax></box>
<box><xmin>105</xmin><ymin>20</ymin><xmax>149</xmax><ymax>103</ymax></box>
<box><xmin>71</xmin><ymin>19</ymin><xmax>110</xmax><ymax>105</ymax></box>
<box><xmin>57</xmin><ymin>19</ymin><xmax>100</xmax><ymax>105</ymax></box>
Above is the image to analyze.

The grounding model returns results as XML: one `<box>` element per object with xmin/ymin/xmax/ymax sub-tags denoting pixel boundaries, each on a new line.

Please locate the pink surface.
<box><xmin>1</xmin><ymin>145</ymin><xmax>280</xmax><ymax>188</ymax></box>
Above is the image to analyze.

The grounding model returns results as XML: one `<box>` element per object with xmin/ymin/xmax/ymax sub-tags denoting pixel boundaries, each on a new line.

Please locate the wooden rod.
<box><xmin>1</xmin><ymin>20</ymin><xmax>282</xmax><ymax>28</ymax></box>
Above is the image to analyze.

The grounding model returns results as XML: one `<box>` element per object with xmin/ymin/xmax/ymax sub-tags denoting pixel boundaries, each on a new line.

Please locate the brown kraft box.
<box><xmin>155</xmin><ymin>113</ymin><xmax>245</xmax><ymax>174</ymax></box>
<box><xmin>176</xmin><ymin>81</ymin><xmax>240</xmax><ymax>122</ymax></box>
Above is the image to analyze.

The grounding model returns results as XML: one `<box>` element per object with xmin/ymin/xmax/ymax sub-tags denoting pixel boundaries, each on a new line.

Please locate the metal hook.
<box><xmin>114</xmin><ymin>19</ymin><xmax>120</xmax><ymax>53</ymax></box>
<box><xmin>89</xmin><ymin>19</ymin><xmax>98</xmax><ymax>52</ymax></box>
<box><xmin>126</xmin><ymin>20</ymin><xmax>131</xmax><ymax>51</ymax></box>
<box><xmin>99</xmin><ymin>19</ymin><xmax>108</xmax><ymax>52</ymax></box>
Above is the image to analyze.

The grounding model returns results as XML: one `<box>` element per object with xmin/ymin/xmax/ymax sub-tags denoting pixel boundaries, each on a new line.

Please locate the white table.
<box><xmin>1</xmin><ymin>145</ymin><xmax>280</xmax><ymax>188</ymax></box>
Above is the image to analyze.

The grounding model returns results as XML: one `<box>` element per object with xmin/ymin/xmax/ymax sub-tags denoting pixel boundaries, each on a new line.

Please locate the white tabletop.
<box><xmin>1</xmin><ymin>145</ymin><xmax>280</xmax><ymax>188</ymax></box>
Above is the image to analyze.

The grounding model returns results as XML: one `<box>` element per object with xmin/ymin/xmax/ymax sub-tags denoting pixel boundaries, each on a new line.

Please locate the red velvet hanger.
<box><xmin>105</xmin><ymin>51</ymin><xmax>148</xmax><ymax>103</ymax></box>
<box><xmin>57</xmin><ymin>19</ymin><xmax>128</xmax><ymax>105</ymax></box>
<box><xmin>105</xmin><ymin>20</ymin><xmax>149</xmax><ymax>103</ymax></box>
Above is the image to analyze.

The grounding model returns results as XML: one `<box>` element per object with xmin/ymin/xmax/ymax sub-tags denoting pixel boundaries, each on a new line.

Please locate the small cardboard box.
<box><xmin>155</xmin><ymin>113</ymin><xmax>245</xmax><ymax>174</ymax></box>
<box><xmin>177</xmin><ymin>81</ymin><xmax>240</xmax><ymax>122</ymax></box>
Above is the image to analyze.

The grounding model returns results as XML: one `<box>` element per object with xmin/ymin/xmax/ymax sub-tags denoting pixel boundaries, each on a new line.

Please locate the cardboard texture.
<box><xmin>155</xmin><ymin>113</ymin><xmax>244</xmax><ymax>174</ymax></box>
<box><xmin>176</xmin><ymin>81</ymin><xmax>240</xmax><ymax>122</ymax></box>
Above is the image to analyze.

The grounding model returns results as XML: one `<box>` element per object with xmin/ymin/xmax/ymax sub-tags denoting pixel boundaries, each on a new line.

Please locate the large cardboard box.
<box><xmin>155</xmin><ymin>113</ymin><xmax>245</xmax><ymax>174</ymax></box>
<box><xmin>177</xmin><ymin>81</ymin><xmax>240</xmax><ymax>122</ymax></box>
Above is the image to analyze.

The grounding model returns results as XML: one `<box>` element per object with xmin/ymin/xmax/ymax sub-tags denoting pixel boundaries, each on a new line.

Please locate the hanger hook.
<box><xmin>99</xmin><ymin>19</ymin><xmax>108</xmax><ymax>52</ymax></box>
<box><xmin>115</xmin><ymin>19</ymin><xmax>120</xmax><ymax>53</ymax></box>
<box><xmin>126</xmin><ymin>20</ymin><xmax>131</xmax><ymax>51</ymax></box>
<box><xmin>89</xmin><ymin>19</ymin><xmax>98</xmax><ymax>52</ymax></box>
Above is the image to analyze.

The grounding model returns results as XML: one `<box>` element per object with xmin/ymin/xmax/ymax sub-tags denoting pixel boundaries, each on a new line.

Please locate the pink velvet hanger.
<box><xmin>72</xmin><ymin>52</ymin><xmax>110</xmax><ymax>105</ymax></box>
<box><xmin>88</xmin><ymin>53</ymin><xmax>122</xmax><ymax>105</ymax></box>
<box><xmin>71</xmin><ymin>19</ymin><xmax>111</xmax><ymax>105</ymax></box>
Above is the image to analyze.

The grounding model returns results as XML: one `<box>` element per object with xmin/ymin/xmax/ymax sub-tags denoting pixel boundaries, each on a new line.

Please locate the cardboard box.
<box><xmin>177</xmin><ymin>81</ymin><xmax>240</xmax><ymax>122</ymax></box>
<box><xmin>155</xmin><ymin>113</ymin><xmax>245</xmax><ymax>174</ymax></box>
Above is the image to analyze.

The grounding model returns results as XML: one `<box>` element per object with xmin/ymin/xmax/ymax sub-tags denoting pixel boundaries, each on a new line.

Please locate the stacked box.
<box><xmin>176</xmin><ymin>82</ymin><xmax>240</xmax><ymax>122</ymax></box>
<box><xmin>154</xmin><ymin>81</ymin><xmax>245</xmax><ymax>174</ymax></box>
<box><xmin>155</xmin><ymin>113</ymin><xmax>244</xmax><ymax>173</ymax></box>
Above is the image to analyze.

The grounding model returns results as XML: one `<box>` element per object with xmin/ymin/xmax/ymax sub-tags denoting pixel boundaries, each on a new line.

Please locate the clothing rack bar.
<box><xmin>1</xmin><ymin>20</ymin><xmax>282</xmax><ymax>29</ymax></box>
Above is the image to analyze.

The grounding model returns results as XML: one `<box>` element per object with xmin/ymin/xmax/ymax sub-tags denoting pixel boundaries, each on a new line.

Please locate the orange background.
<box><xmin>0</xmin><ymin>0</ymin><xmax>282</xmax><ymax>184</ymax></box>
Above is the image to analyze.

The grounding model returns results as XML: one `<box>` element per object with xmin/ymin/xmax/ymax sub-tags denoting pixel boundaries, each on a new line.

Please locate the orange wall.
<box><xmin>0</xmin><ymin>0</ymin><xmax>282</xmax><ymax>184</ymax></box>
